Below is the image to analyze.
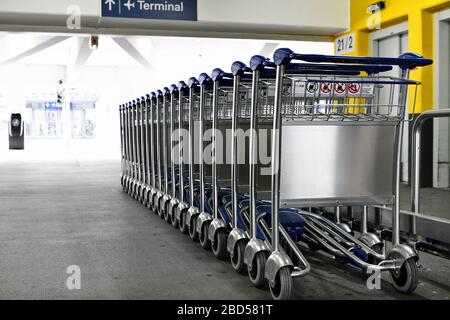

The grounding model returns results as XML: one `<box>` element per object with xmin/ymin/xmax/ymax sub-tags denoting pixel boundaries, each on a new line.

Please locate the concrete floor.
<box><xmin>0</xmin><ymin>159</ymin><xmax>449</xmax><ymax>300</ymax></box>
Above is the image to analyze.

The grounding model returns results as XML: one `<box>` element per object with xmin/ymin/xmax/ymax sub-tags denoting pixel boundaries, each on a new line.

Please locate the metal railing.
<box><xmin>410</xmin><ymin>109</ymin><xmax>450</xmax><ymax>233</ymax></box>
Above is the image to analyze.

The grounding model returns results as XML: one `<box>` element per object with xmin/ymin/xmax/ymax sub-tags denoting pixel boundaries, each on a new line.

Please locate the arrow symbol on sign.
<box><xmin>105</xmin><ymin>0</ymin><xmax>116</xmax><ymax>11</ymax></box>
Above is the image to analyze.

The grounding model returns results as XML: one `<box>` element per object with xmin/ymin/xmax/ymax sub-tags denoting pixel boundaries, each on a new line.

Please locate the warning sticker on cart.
<box><xmin>293</xmin><ymin>81</ymin><xmax>374</xmax><ymax>98</ymax></box>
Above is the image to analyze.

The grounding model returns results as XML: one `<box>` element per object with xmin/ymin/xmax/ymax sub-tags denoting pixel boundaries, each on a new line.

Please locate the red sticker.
<box><xmin>334</xmin><ymin>83</ymin><xmax>347</xmax><ymax>94</ymax></box>
<box><xmin>320</xmin><ymin>83</ymin><xmax>332</xmax><ymax>94</ymax></box>
<box><xmin>348</xmin><ymin>83</ymin><xmax>361</xmax><ymax>94</ymax></box>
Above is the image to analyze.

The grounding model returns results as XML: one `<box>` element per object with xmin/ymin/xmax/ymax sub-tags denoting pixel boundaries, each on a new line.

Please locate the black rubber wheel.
<box><xmin>248</xmin><ymin>251</ymin><xmax>267</xmax><ymax>289</ymax></box>
<box><xmin>158</xmin><ymin>201</ymin><xmax>165</xmax><ymax>219</ymax></box>
<box><xmin>269</xmin><ymin>267</ymin><xmax>293</xmax><ymax>300</ymax></box>
<box><xmin>164</xmin><ymin>203</ymin><xmax>172</xmax><ymax>224</ymax></box>
<box><xmin>390</xmin><ymin>258</ymin><xmax>418</xmax><ymax>294</ymax></box>
<box><xmin>199</xmin><ymin>222</ymin><xmax>212</xmax><ymax>250</ymax></box>
<box><xmin>212</xmin><ymin>229</ymin><xmax>228</xmax><ymax>260</ymax></box>
<box><xmin>171</xmin><ymin>209</ymin><xmax>179</xmax><ymax>228</ymax></box>
<box><xmin>179</xmin><ymin>210</ymin><xmax>188</xmax><ymax>234</ymax></box>
<box><xmin>231</xmin><ymin>240</ymin><xmax>247</xmax><ymax>274</ymax></box>
<box><xmin>189</xmin><ymin>215</ymin><xmax>199</xmax><ymax>242</ymax></box>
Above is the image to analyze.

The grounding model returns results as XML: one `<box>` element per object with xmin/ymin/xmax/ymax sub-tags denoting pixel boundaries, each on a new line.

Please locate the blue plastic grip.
<box><xmin>211</xmin><ymin>68</ymin><xmax>233</xmax><ymax>81</ymax></box>
<box><xmin>198</xmin><ymin>72</ymin><xmax>212</xmax><ymax>85</ymax></box>
<box><xmin>169</xmin><ymin>84</ymin><xmax>178</xmax><ymax>93</ymax></box>
<box><xmin>231</xmin><ymin>61</ymin><xmax>252</xmax><ymax>76</ymax></box>
<box><xmin>250</xmin><ymin>55</ymin><xmax>276</xmax><ymax>71</ymax></box>
<box><xmin>188</xmin><ymin>77</ymin><xmax>199</xmax><ymax>88</ymax></box>
<box><xmin>177</xmin><ymin>81</ymin><xmax>188</xmax><ymax>91</ymax></box>
<box><xmin>162</xmin><ymin>87</ymin><xmax>170</xmax><ymax>96</ymax></box>
<box><xmin>274</xmin><ymin>48</ymin><xmax>433</xmax><ymax>70</ymax></box>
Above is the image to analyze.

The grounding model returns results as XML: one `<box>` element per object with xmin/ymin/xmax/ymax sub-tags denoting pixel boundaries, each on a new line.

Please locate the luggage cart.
<box><xmin>196</xmin><ymin>73</ymin><xmax>215</xmax><ymax>250</ymax></box>
<box><xmin>142</xmin><ymin>94</ymin><xmax>152</xmax><ymax>207</ymax></box>
<box><xmin>244</xmin><ymin>55</ymin><xmax>394</xmax><ymax>298</ymax></box>
<box><xmin>136</xmin><ymin>97</ymin><xmax>146</xmax><ymax>203</ymax></box>
<box><xmin>205</xmin><ymin>66</ymin><xmax>254</xmax><ymax>266</ymax></box>
<box><xmin>154</xmin><ymin>90</ymin><xmax>166</xmax><ymax>216</ymax></box>
<box><xmin>159</xmin><ymin>88</ymin><xmax>174</xmax><ymax>222</ymax></box>
<box><xmin>261</xmin><ymin>48</ymin><xmax>432</xmax><ymax>299</ymax></box>
<box><xmin>123</xmin><ymin>102</ymin><xmax>132</xmax><ymax>194</ymax></box>
<box><xmin>133</xmin><ymin>98</ymin><xmax>140</xmax><ymax>200</ymax></box>
<box><xmin>167</xmin><ymin>84</ymin><xmax>181</xmax><ymax>227</ymax></box>
<box><xmin>147</xmin><ymin>92</ymin><xmax>159</xmax><ymax>212</ymax></box>
<box><xmin>174</xmin><ymin>81</ymin><xmax>191</xmax><ymax>234</ymax></box>
<box><xmin>225</xmin><ymin>61</ymin><xmax>254</xmax><ymax>273</ymax></box>
<box><xmin>207</xmin><ymin>68</ymin><xmax>234</xmax><ymax>260</ymax></box>
<box><xmin>185</xmin><ymin>77</ymin><xmax>202</xmax><ymax>241</ymax></box>
<box><xmin>128</xmin><ymin>100</ymin><xmax>138</xmax><ymax>197</ymax></box>
<box><xmin>120</xmin><ymin>104</ymin><xmax>127</xmax><ymax>191</ymax></box>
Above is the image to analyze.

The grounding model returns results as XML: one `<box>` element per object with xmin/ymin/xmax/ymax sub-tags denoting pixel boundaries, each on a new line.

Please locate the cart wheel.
<box><xmin>269</xmin><ymin>267</ymin><xmax>293</xmax><ymax>300</ymax></box>
<box><xmin>212</xmin><ymin>229</ymin><xmax>228</xmax><ymax>260</ymax></box>
<box><xmin>189</xmin><ymin>215</ymin><xmax>199</xmax><ymax>242</ymax></box>
<box><xmin>164</xmin><ymin>205</ymin><xmax>171</xmax><ymax>224</ymax></box>
<box><xmin>199</xmin><ymin>222</ymin><xmax>212</xmax><ymax>250</ymax></box>
<box><xmin>171</xmin><ymin>212</ymin><xmax>179</xmax><ymax>228</ymax></box>
<box><xmin>179</xmin><ymin>210</ymin><xmax>188</xmax><ymax>234</ymax></box>
<box><xmin>390</xmin><ymin>258</ymin><xmax>418</xmax><ymax>294</ymax></box>
<box><xmin>248</xmin><ymin>251</ymin><xmax>267</xmax><ymax>289</ymax></box>
<box><xmin>231</xmin><ymin>240</ymin><xmax>246</xmax><ymax>274</ymax></box>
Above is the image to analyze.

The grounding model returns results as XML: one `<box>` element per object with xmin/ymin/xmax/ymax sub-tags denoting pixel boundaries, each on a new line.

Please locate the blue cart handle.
<box><xmin>163</xmin><ymin>87</ymin><xmax>171</xmax><ymax>96</ymax></box>
<box><xmin>211</xmin><ymin>68</ymin><xmax>233</xmax><ymax>81</ymax></box>
<box><xmin>169</xmin><ymin>84</ymin><xmax>178</xmax><ymax>93</ymax></box>
<box><xmin>188</xmin><ymin>77</ymin><xmax>199</xmax><ymax>88</ymax></box>
<box><xmin>274</xmin><ymin>48</ymin><xmax>433</xmax><ymax>70</ymax></box>
<box><xmin>198</xmin><ymin>73</ymin><xmax>212</xmax><ymax>85</ymax></box>
<box><xmin>156</xmin><ymin>89</ymin><xmax>164</xmax><ymax>98</ymax></box>
<box><xmin>177</xmin><ymin>81</ymin><xmax>189</xmax><ymax>92</ymax></box>
<box><xmin>231</xmin><ymin>61</ymin><xmax>252</xmax><ymax>76</ymax></box>
<box><xmin>250</xmin><ymin>55</ymin><xmax>276</xmax><ymax>71</ymax></box>
<box><xmin>250</xmin><ymin>54</ymin><xmax>389</xmax><ymax>75</ymax></box>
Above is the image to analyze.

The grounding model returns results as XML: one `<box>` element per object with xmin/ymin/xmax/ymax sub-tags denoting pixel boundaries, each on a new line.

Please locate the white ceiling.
<box><xmin>0</xmin><ymin>32</ymin><xmax>333</xmax><ymax>106</ymax></box>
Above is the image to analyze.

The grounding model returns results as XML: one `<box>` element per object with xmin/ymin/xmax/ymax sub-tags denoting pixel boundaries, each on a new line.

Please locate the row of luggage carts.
<box><xmin>119</xmin><ymin>48</ymin><xmax>432</xmax><ymax>300</ymax></box>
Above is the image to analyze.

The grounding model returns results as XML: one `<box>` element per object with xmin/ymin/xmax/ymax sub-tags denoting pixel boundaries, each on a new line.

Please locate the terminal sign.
<box><xmin>102</xmin><ymin>0</ymin><xmax>197</xmax><ymax>21</ymax></box>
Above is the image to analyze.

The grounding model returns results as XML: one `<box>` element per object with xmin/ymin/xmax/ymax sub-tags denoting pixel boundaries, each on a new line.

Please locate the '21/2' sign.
<box><xmin>335</xmin><ymin>33</ymin><xmax>355</xmax><ymax>55</ymax></box>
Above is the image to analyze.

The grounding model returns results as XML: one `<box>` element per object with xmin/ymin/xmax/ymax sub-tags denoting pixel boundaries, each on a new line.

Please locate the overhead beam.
<box><xmin>72</xmin><ymin>37</ymin><xmax>93</xmax><ymax>69</ymax></box>
<box><xmin>112</xmin><ymin>37</ymin><xmax>153</xmax><ymax>69</ymax></box>
<box><xmin>66</xmin><ymin>37</ymin><xmax>94</xmax><ymax>84</ymax></box>
<box><xmin>0</xmin><ymin>35</ymin><xmax>71</xmax><ymax>66</ymax></box>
